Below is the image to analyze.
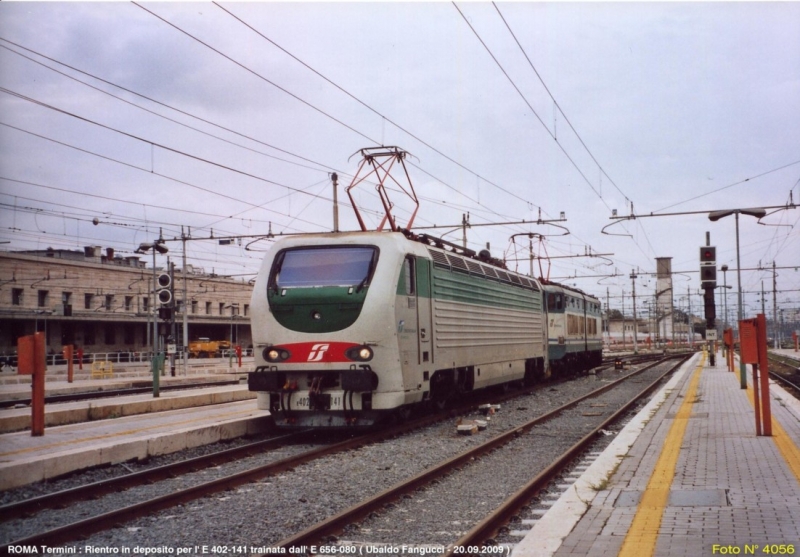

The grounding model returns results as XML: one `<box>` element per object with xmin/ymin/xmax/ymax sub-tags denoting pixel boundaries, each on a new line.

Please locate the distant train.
<box><xmin>247</xmin><ymin>230</ymin><xmax>602</xmax><ymax>428</ymax></box>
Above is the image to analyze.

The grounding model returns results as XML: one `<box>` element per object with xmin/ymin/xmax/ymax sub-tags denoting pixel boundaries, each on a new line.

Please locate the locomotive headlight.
<box><xmin>264</xmin><ymin>348</ymin><xmax>290</xmax><ymax>362</ymax></box>
<box><xmin>346</xmin><ymin>345</ymin><xmax>373</xmax><ymax>362</ymax></box>
<box><xmin>311</xmin><ymin>311</ymin><xmax>322</xmax><ymax>321</ymax></box>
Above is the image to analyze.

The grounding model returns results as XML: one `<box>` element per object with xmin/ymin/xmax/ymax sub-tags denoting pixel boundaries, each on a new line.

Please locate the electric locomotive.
<box><xmin>247</xmin><ymin>230</ymin><xmax>548</xmax><ymax>428</ymax></box>
<box><xmin>541</xmin><ymin>281</ymin><xmax>603</xmax><ymax>374</ymax></box>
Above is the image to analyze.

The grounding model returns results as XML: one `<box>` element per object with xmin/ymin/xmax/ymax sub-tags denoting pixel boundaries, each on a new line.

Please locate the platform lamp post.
<box><xmin>717</xmin><ymin>282</ymin><xmax>732</xmax><ymax>359</ymax></box>
<box><xmin>135</xmin><ymin>239</ymin><xmax>168</xmax><ymax>397</ymax></box>
<box><xmin>224</xmin><ymin>304</ymin><xmax>239</xmax><ymax>368</ymax></box>
<box><xmin>708</xmin><ymin>207</ymin><xmax>767</xmax><ymax>389</ymax></box>
<box><xmin>721</xmin><ymin>265</ymin><xmax>729</xmax><ymax>331</ymax></box>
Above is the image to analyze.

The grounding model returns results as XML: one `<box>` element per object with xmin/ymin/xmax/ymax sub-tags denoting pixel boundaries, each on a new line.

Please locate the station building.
<box><xmin>0</xmin><ymin>246</ymin><xmax>253</xmax><ymax>357</ymax></box>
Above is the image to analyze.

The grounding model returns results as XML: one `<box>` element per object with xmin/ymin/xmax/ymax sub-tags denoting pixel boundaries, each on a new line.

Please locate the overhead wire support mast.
<box><xmin>413</xmin><ymin>212</ymin><xmax>569</xmax><ymax>233</ymax></box>
<box><xmin>602</xmin><ymin>202</ymin><xmax>796</xmax><ymax>235</ymax></box>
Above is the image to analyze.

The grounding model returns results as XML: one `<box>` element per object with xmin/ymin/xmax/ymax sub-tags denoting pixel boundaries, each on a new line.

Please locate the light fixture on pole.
<box><xmin>720</xmin><ymin>264</ymin><xmax>729</xmax><ymax>331</ymax></box>
<box><xmin>708</xmin><ymin>207</ymin><xmax>766</xmax><ymax>389</ymax></box>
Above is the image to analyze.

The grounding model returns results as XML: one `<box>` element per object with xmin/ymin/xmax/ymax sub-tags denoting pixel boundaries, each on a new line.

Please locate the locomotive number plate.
<box><xmin>294</xmin><ymin>396</ymin><xmax>342</xmax><ymax>409</ymax></box>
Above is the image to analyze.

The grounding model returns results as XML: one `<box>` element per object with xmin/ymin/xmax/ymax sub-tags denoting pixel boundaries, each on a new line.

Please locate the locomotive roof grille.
<box><xmin>427</xmin><ymin>247</ymin><xmax>539</xmax><ymax>291</ymax></box>
<box><xmin>482</xmin><ymin>265</ymin><xmax>499</xmax><ymax>279</ymax></box>
<box><xmin>429</xmin><ymin>250</ymin><xmax>450</xmax><ymax>267</ymax></box>
<box><xmin>465</xmin><ymin>260</ymin><xmax>483</xmax><ymax>274</ymax></box>
<box><xmin>446</xmin><ymin>253</ymin><xmax>470</xmax><ymax>272</ymax></box>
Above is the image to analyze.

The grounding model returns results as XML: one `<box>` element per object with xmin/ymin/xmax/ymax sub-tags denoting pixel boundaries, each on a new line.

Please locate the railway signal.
<box><xmin>156</xmin><ymin>271</ymin><xmax>173</xmax><ymax>320</ymax></box>
<box><xmin>700</xmin><ymin>243</ymin><xmax>717</xmax><ymax>365</ymax></box>
<box><xmin>699</xmin><ymin>246</ymin><xmax>717</xmax><ymax>288</ymax></box>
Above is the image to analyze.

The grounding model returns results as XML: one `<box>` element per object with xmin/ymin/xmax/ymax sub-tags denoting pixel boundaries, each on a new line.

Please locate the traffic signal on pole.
<box><xmin>156</xmin><ymin>272</ymin><xmax>173</xmax><ymax>320</ymax></box>
<box><xmin>699</xmin><ymin>246</ymin><xmax>717</xmax><ymax>288</ymax></box>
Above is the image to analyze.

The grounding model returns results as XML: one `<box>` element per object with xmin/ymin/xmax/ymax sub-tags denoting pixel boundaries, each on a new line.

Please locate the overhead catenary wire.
<box><xmin>653</xmin><ymin>160</ymin><xmax>800</xmax><ymax>213</ymax></box>
<box><xmin>0</xmin><ymin>37</ymin><xmax>339</xmax><ymax>176</ymax></box>
<box><xmin>132</xmin><ymin>2</ymin><xmax>380</xmax><ymax>147</ymax></box>
<box><xmin>133</xmin><ymin>1</ymin><xmax>564</xmax><ymax>248</ymax></box>
<box><xmin>452</xmin><ymin>2</ymin><xmax>652</xmax><ymax>264</ymax></box>
<box><xmin>2</xmin><ymin>12</ymin><xmax>589</xmax><ymax>271</ymax></box>
<box><xmin>492</xmin><ymin>2</ymin><xmax>632</xmax><ymax>205</ymax></box>
<box><xmin>213</xmin><ymin>1</ymin><xmax>551</xmax><ymax>216</ymax></box>
<box><xmin>0</xmin><ymin>37</ymin><xmax>502</xmax><ymax>237</ymax></box>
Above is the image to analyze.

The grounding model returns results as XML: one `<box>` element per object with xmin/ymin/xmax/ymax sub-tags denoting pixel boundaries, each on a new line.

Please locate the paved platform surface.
<box><xmin>0</xmin><ymin>382</ymin><xmax>256</xmax><ymax>433</ymax></box>
<box><xmin>0</xmin><ymin>390</ymin><xmax>270</xmax><ymax>490</ymax></box>
<box><xmin>514</xmin><ymin>352</ymin><xmax>800</xmax><ymax>557</ymax></box>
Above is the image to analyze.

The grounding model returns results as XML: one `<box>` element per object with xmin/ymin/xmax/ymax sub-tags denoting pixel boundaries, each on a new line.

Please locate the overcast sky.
<box><xmin>1</xmin><ymin>2</ymin><xmax>798</xmax><ymax>319</ymax></box>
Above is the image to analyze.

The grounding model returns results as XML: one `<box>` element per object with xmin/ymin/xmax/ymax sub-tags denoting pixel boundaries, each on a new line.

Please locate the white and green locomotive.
<box><xmin>248</xmin><ymin>230</ymin><xmax>555</xmax><ymax>428</ymax></box>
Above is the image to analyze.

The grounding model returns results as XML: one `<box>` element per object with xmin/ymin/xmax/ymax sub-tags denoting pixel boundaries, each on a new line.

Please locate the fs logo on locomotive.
<box><xmin>307</xmin><ymin>344</ymin><xmax>330</xmax><ymax>362</ymax></box>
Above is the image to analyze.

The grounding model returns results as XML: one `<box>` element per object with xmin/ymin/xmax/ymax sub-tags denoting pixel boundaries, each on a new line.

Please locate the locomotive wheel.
<box><xmin>394</xmin><ymin>406</ymin><xmax>413</xmax><ymax>423</ymax></box>
<box><xmin>432</xmin><ymin>397</ymin><xmax>448</xmax><ymax>412</ymax></box>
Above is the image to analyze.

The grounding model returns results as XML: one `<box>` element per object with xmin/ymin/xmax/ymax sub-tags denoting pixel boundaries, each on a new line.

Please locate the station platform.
<box><xmin>0</xmin><ymin>380</ymin><xmax>256</xmax><ymax>433</ymax></box>
<box><xmin>770</xmin><ymin>348</ymin><xmax>800</xmax><ymax>364</ymax></box>
<box><xmin>513</xmin><ymin>352</ymin><xmax>800</xmax><ymax>557</ymax></box>
<box><xmin>0</xmin><ymin>383</ymin><xmax>270</xmax><ymax>490</ymax></box>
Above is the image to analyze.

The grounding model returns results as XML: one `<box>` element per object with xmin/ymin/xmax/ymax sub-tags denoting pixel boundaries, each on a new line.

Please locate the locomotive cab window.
<box><xmin>271</xmin><ymin>246</ymin><xmax>378</xmax><ymax>289</ymax></box>
<box><xmin>547</xmin><ymin>293</ymin><xmax>563</xmax><ymax>311</ymax></box>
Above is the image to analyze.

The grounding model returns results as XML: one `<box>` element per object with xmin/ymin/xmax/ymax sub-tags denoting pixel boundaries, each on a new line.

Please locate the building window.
<box><xmin>12</xmin><ymin>288</ymin><xmax>23</xmax><ymax>306</ymax></box>
<box><xmin>205</xmin><ymin>302</ymin><xmax>212</xmax><ymax>315</ymax></box>
<box><xmin>84</xmin><ymin>293</ymin><xmax>93</xmax><ymax>310</ymax></box>
<box><xmin>191</xmin><ymin>300</ymin><xmax>198</xmax><ymax>314</ymax></box>
<box><xmin>105</xmin><ymin>294</ymin><xmax>114</xmax><ymax>311</ymax></box>
<box><xmin>142</xmin><ymin>297</ymin><xmax>149</xmax><ymax>312</ymax></box>
<box><xmin>219</xmin><ymin>302</ymin><xmax>225</xmax><ymax>315</ymax></box>
<box><xmin>243</xmin><ymin>304</ymin><xmax>249</xmax><ymax>316</ymax></box>
<box><xmin>62</xmin><ymin>292</ymin><xmax>72</xmax><ymax>305</ymax></box>
<box><xmin>38</xmin><ymin>290</ymin><xmax>48</xmax><ymax>307</ymax></box>
<box><xmin>125</xmin><ymin>296</ymin><xmax>133</xmax><ymax>311</ymax></box>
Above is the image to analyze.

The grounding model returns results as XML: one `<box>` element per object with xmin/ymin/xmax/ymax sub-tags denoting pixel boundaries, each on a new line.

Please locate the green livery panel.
<box><xmin>268</xmin><ymin>286</ymin><xmax>368</xmax><ymax>333</ymax></box>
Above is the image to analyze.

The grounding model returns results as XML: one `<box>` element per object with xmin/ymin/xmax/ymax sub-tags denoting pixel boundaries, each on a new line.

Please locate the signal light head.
<box><xmin>699</xmin><ymin>246</ymin><xmax>716</xmax><ymax>263</ymax></box>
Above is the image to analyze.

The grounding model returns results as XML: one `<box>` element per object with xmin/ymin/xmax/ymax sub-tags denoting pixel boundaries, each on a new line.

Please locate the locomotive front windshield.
<box><xmin>274</xmin><ymin>246</ymin><xmax>377</xmax><ymax>288</ymax></box>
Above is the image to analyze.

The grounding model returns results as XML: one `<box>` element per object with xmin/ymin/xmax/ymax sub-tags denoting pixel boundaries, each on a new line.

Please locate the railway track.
<box><xmin>0</xmin><ymin>375</ymin><xmax>559</xmax><ymax>547</ymax></box>
<box><xmin>272</xmin><ymin>355</ymin><xmax>688</xmax><ymax>551</ymax></box>
<box><xmin>767</xmin><ymin>353</ymin><xmax>800</xmax><ymax>395</ymax></box>
<box><xmin>0</xmin><ymin>430</ymin><xmax>313</xmax><ymax>521</ymax></box>
<box><xmin>2</xmin><ymin>355</ymin><xmax>686</xmax><ymax>551</ymax></box>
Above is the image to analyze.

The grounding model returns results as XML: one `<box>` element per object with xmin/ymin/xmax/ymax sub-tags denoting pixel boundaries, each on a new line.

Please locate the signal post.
<box><xmin>700</xmin><ymin>242</ymin><xmax>717</xmax><ymax>366</ymax></box>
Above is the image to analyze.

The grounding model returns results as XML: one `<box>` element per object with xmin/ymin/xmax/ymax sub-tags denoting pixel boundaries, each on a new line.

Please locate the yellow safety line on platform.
<box><xmin>0</xmin><ymin>406</ymin><xmax>257</xmax><ymax>458</ymax></box>
<box><xmin>744</xmin><ymin>377</ymin><xmax>800</xmax><ymax>486</ymax></box>
<box><xmin>617</xmin><ymin>354</ymin><xmax>705</xmax><ymax>557</ymax></box>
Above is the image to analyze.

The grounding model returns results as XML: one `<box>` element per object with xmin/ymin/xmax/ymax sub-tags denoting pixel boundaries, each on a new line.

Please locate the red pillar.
<box><xmin>18</xmin><ymin>332</ymin><xmax>46</xmax><ymax>436</ymax></box>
